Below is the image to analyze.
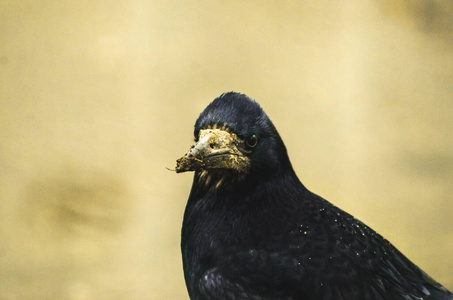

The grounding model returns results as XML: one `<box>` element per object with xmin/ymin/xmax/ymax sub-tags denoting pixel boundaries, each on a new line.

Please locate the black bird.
<box><xmin>176</xmin><ymin>92</ymin><xmax>452</xmax><ymax>300</ymax></box>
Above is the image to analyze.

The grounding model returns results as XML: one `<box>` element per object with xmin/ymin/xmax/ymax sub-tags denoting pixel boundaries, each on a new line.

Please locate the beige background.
<box><xmin>1</xmin><ymin>1</ymin><xmax>452</xmax><ymax>299</ymax></box>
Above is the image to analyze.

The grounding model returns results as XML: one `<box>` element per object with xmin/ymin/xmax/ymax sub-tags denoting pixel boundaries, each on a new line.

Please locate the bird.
<box><xmin>175</xmin><ymin>92</ymin><xmax>452</xmax><ymax>300</ymax></box>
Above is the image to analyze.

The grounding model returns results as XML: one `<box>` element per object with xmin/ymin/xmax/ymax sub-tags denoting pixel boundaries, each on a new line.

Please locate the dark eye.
<box><xmin>245</xmin><ymin>134</ymin><xmax>258</xmax><ymax>149</ymax></box>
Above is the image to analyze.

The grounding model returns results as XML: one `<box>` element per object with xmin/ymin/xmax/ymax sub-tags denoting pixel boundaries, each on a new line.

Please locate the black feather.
<box><xmin>180</xmin><ymin>92</ymin><xmax>452</xmax><ymax>300</ymax></box>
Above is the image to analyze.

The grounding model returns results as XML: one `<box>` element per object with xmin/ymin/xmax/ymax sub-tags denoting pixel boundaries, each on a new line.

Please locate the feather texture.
<box><xmin>179</xmin><ymin>92</ymin><xmax>452</xmax><ymax>300</ymax></box>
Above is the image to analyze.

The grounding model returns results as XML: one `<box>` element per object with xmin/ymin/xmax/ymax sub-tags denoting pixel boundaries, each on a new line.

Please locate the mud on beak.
<box><xmin>175</xmin><ymin>129</ymin><xmax>250</xmax><ymax>174</ymax></box>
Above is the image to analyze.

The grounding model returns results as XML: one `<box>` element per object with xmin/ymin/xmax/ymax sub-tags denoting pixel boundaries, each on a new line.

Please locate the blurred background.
<box><xmin>1</xmin><ymin>0</ymin><xmax>452</xmax><ymax>299</ymax></box>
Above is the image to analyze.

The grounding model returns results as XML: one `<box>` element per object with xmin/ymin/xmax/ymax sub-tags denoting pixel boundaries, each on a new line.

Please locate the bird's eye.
<box><xmin>245</xmin><ymin>134</ymin><xmax>258</xmax><ymax>149</ymax></box>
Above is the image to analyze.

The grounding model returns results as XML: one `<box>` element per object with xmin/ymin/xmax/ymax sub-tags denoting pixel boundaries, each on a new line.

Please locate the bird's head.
<box><xmin>176</xmin><ymin>92</ymin><xmax>291</xmax><ymax>188</ymax></box>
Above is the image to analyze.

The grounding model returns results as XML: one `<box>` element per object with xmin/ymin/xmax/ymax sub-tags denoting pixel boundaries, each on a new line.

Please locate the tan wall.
<box><xmin>1</xmin><ymin>1</ymin><xmax>452</xmax><ymax>299</ymax></box>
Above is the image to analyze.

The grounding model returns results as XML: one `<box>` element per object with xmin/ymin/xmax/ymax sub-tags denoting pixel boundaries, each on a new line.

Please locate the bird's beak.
<box><xmin>176</xmin><ymin>129</ymin><xmax>250</xmax><ymax>174</ymax></box>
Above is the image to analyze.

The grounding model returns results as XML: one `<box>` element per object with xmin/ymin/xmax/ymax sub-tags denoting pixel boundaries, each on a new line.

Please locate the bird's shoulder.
<box><xmin>290</xmin><ymin>192</ymin><xmax>452</xmax><ymax>300</ymax></box>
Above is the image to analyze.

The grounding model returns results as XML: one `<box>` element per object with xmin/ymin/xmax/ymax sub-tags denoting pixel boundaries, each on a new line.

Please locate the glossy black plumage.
<box><xmin>179</xmin><ymin>92</ymin><xmax>452</xmax><ymax>300</ymax></box>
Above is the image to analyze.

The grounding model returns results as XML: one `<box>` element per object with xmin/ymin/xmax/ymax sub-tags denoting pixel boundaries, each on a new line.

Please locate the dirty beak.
<box><xmin>176</xmin><ymin>129</ymin><xmax>250</xmax><ymax>174</ymax></box>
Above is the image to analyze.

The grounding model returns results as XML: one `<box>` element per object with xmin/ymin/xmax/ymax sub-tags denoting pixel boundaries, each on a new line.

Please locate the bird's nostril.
<box><xmin>209</xmin><ymin>139</ymin><xmax>215</xmax><ymax>149</ymax></box>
